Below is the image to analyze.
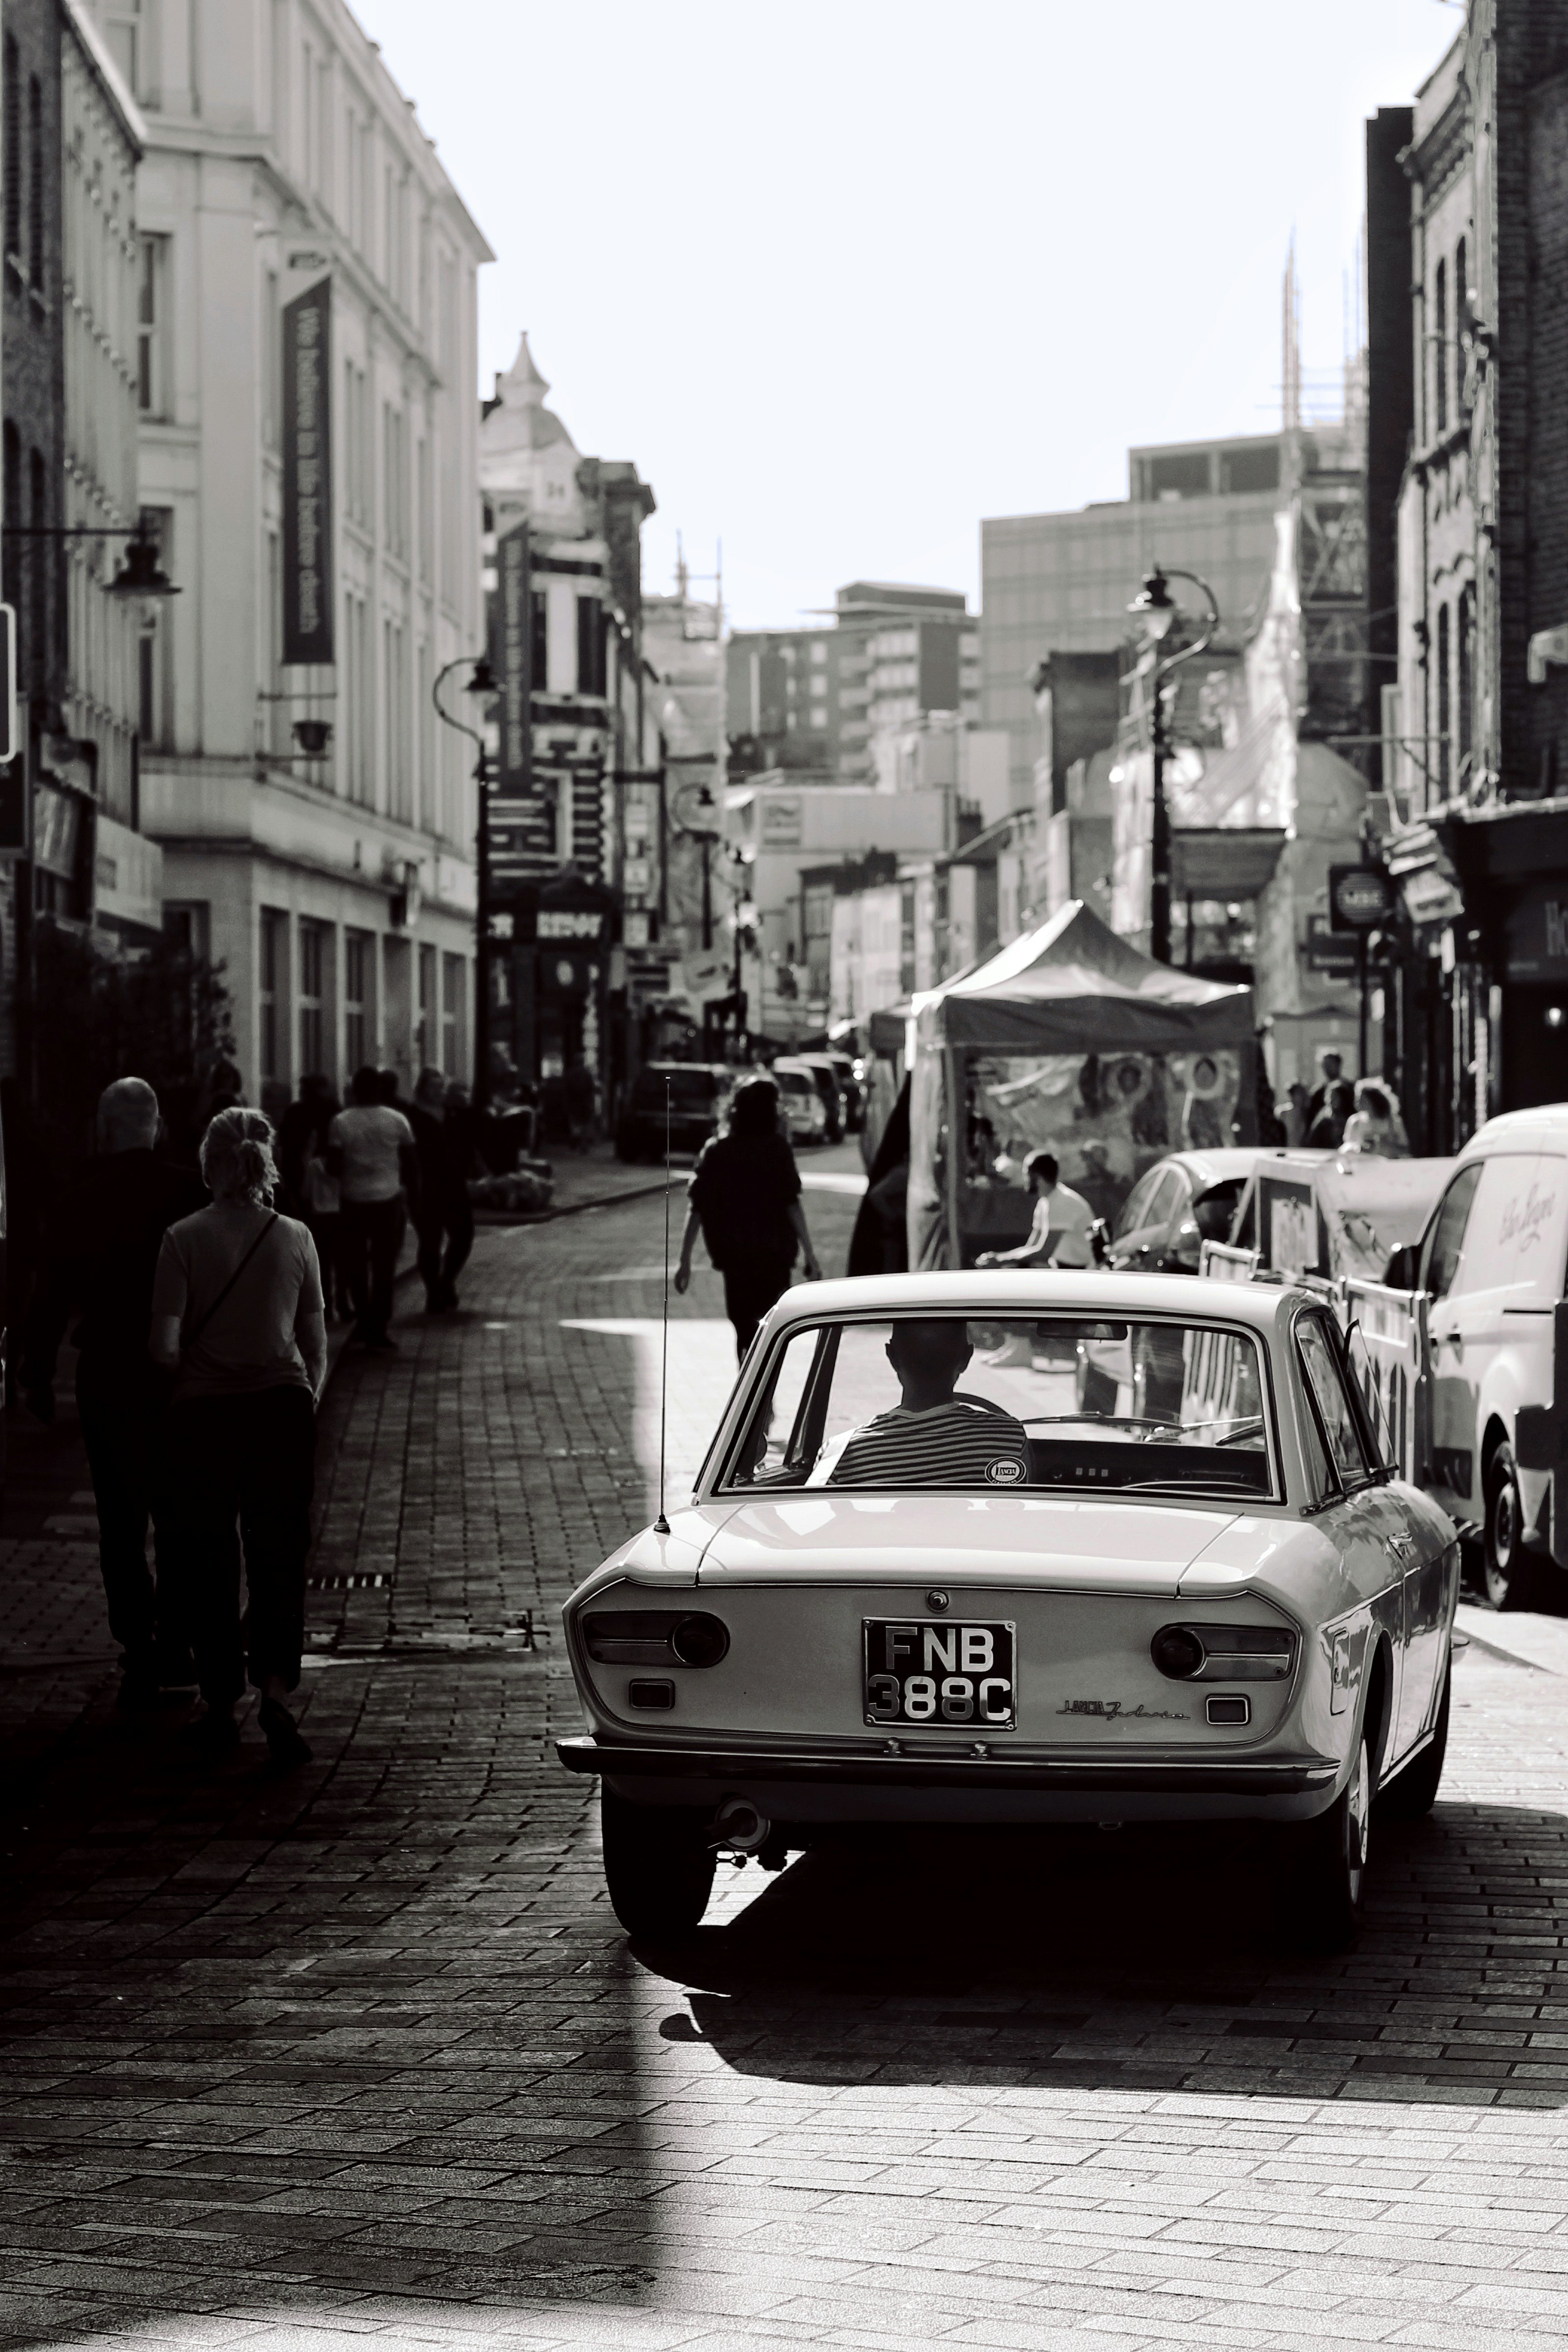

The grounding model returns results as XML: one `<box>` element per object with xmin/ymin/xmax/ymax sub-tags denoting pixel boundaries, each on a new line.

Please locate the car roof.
<box><xmin>1138</xmin><ymin>1146</ymin><xmax>1332</xmax><ymax>1193</ymax></box>
<box><xmin>1460</xmin><ymin>1102</ymin><xmax>1568</xmax><ymax>1156</ymax></box>
<box><xmin>762</xmin><ymin>1267</ymin><xmax>1297</xmax><ymax>1337</ymax></box>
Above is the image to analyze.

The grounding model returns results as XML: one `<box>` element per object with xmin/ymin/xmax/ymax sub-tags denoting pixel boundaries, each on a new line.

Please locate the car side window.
<box><xmin>1297</xmin><ymin>1313</ymin><xmax>1373</xmax><ymax>1492</ymax></box>
<box><xmin>1422</xmin><ymin>1165</ymin><xmax>1481</xmax><ymax>1301</ymax></box>
<box><xmin>1113</xmin><ymin>1172</ymin><xmax>1159</xmax><ymax>1240</ymax></box>
<box><xmin>1138</xmin><ymin>1171</ymin><xmax>1183</xmax><ymax>1236</ymax></box>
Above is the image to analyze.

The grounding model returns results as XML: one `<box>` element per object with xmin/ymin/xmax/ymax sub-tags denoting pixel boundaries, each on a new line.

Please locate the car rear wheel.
<box><xmin>1378</xmin><ymin>1660</ymin><xmax>1450</xmax><ymax>1820</ymax></box>
<box><xmin>601</xmin><ymin>1789</ymin><xmax>716</xmax><ymax>1940</ymax></box>
<box><xmin>1484</xmin><ymin>1441</ymin><xmax>1540</xmax><ymax>1611</ymax></box>
<box><xmin>1286</xmin><ymin>1730</ymin><xmax>1371</xmax><ymax>1949</ymax></box>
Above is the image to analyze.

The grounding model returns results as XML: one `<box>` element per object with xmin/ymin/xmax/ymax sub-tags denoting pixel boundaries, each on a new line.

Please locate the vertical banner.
<box><xmin>495</xmin><ymin>522</ymin><xmax>531</xmax><ymax>793</ymax></box>
<box><xmin>282</xmin><ymin>279</ymin><xmax>334</xmax><ymax>664</ymax></box>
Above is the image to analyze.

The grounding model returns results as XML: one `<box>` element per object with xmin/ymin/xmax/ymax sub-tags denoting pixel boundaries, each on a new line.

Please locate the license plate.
<box><xmin>863</xmin><ymin>1618</ymin><xmax>1016</xmax><ymax>1731</ymax></box>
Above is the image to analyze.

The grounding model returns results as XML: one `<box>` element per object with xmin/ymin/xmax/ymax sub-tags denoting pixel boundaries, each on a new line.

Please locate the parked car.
<box><xmin>615</xmin><ymin>1064</ymin><xmax>734</xmax><ymax>1162</ymax></box>
<box><xmin>771</xmin><ymin>1060</ymin><xmax>830</xmax><ymax>1145</ymax></box>
<box><xmin>1106</xmin><ymin>1149</ymin><xmax>1302</xmax><ymax>1274</ymax></box>
<box><xmin>781</xmin><ymin>1055</ymin><xmax>843</xmax><ymax>1143</ymax></box>
<box><xmin>1386</xmin><ymin>1104</ymin><xmax>1568</xmax><ymax>1611</ymax></box>
<box><xmin>558</xmin><ymin>1268</ymin><xmax>1459</xmax><ymax>1947</ymax></box>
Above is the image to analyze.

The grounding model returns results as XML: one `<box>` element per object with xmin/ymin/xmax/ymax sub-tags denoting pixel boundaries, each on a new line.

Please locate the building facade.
<box><xmin>477</xmin><ymin>332</ymin><xmax>659</xmax><ymax>1096</ymax></box>
<box><xmin>728</xmin><ymin>582</ymin><xmax>980</xmax><ymax>785</ymax></box>
<box><xmin>81</xmin><ymin>0</ymin><xmax>492</xmax><ymax>1114</ymax></box>
<box><xmin>1382</xmin><ymin>3</ymin><xmax>1568</xmax><ymax>1147</ymax></box>
<box><xmin>981</xmin><ymin>433</ymin><xmax>1285</xmax><ymax>806</ymax></box>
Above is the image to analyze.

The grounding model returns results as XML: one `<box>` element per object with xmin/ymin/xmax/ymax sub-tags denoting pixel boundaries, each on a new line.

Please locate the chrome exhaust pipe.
<box><xmin>713</xmin><ymin>1796</ymin><xmax>771</xmax><ymax>1852</ymax></box>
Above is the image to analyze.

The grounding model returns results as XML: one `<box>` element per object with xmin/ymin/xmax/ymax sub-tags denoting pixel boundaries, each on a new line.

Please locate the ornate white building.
<box><xmin>81</xmin><ymin>0</ymin><xmax>492</xmax><ymax>1108</ymax></box>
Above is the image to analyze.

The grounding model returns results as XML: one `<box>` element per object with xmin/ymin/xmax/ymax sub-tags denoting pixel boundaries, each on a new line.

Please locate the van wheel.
<box><xmin>1484</xmin><ymin>1442</ymin><xmax>1540</xmax><ymax>1611</ymax></box>
<box><xmin>600</xmin><ymin>1789</ymin><xmax>715</xmax><ymax>1940</ymax></box>
<box><xmin>1378</xmin><ymin>1659</ymin><xmax>1450</xmax><ymax>1820</ymax></box>
<box><xmin>1285</xmin><ymin>1731</ymin><xmax>1371</xmax><ymax>1949</ymax></box>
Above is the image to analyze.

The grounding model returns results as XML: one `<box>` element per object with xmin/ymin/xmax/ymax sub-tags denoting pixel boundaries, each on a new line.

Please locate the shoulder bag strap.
<box><xmin>188</xmin><ymin>1213</ymin><xmax>280</xmax><ymax>1342</ymax></box>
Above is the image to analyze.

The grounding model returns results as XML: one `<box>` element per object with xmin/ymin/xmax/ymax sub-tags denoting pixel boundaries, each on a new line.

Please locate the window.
<box><xmin>1296</xmin><ymin>1314</ymin><xmax>1373</xmax><ymax>1494</ymax></box>
<box><xmin>417</xmin><ymin>438</ymin><xmax>432</xmax><ymax>580</ymax></box>
<box><xmin>136</xmin><ymin>236</ymin><xmax>169</xmax><ymax>415</ymax></box>
<box><xmin>1434</xmin><ymin>258</ymin><xmax>1448</xmax><ymax>434</ymax></box>
<box><xmin>417</xmin><ymin>639</ymin><xmax>433</xmax><ymax>830</ymax></box>
<box><xmin>577</xmin><ymin>595</ymin><xmax>605</xmax><ymax>695</ymax></box>
<box><xmin>385</xmin><ymin>618</ymin><xmax>410</xmax><ymax>821</ymax></box>
<box><xmin>1436</xmin><ymin>602</ymin><xmax>1451</xmax><ymax>796</ymax></box>
<box><xmin>103</xmin><ymin>2</ymin><xmax>142</xmax><ymax>97</ymax></box>
<box><xmin>344</xmin><ymin>930</ymin><xmax>370</xmax><ymax>1071</ymax></box>
<box><xmin>27</xmin><ymin>73</ymin><xmax>43</xmax><ymax>290</ymax></box>
<box><xmin>1458</xmin><ymin>581</ymin><xmax>1475</xmax><ymax>784</ymax></box>
<box><xmin>259</xmin><ymin>909</ymin><xmax>286</xmax><ymax>1083</ymax></box>
<box><xmin>531</xmin><ymin>589</ymin><xmax>548</xmax><ymax>689</ymax></box>
<box><xmin>4</xmin><ymin>36</ymin><xmax>19</xmax><ymax>266</ymax></box>
<box><xmin>298</xmin><ymin>919</ymin><xmax>329</xmax><ymax>1077</ymax></box>
<box><xmin>28</xmin><ymin>447</ymin><xmax>48</xmax><ymax>696</ymax></box>
<box><xmin>1423</xmin><ymin>1165</ymin><xmax>1481</xmax><ymax>1300</ymax></box>
<box><xmin>724</xmin><ymin>1313</ymin><xmax>1274</xmax><ymax>1498</ymax></box>
<box><xmin>136</xmin><ymin>511</ymin><xmax>172</xmax><ymax>747</ymax></box>
<box><xmin>442</xmin><ymin>952</ymin><xmax>462</xmax><ymax>1075</ymax></box>
<box><xmin>262</xmin><ymin>267</ymin><xmax>279</xmax><ymax>447</ymax></box>
<box><xmin>417</xmin><ymin>942</ymin><xmax>435</xmax><ymax>1067</ymax></box>
<box><xmin>382</xmin><ymin>403</ymin><xmax>406</xmax><ymax>556</ymax></box>
<box><xmin>163</xmin><ymin>902</ymin><xmax>210</xmax><ymax>959</ymax></box>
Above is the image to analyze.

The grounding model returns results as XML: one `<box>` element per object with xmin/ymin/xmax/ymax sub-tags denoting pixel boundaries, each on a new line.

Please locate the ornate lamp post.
<box><xmin>432</xmin><ymin>652</ymin><xmax>497</xmax><ymax>1102</ymax></box>
<box><xmin>1127</xmin><ymin>564</ymin><xmax>1220</xmax><ymax>965</ymax></box>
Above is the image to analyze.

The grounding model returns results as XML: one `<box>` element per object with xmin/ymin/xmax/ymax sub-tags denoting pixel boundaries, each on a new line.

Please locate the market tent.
<box><xmin>909</xmin><ymin>901</ymin><xmax>1257</xmax><ymax>1267</ymax></box>
<box><xmin>915</xmin><ymin>898</ymin><xmax>1256</xmax><ymax>1053</ymax></box>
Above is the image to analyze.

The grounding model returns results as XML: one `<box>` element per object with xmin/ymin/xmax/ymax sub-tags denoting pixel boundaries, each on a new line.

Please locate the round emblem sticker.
<box><xmin>986</xmin><ymin>1459</ymin><xmax>1025</xmax><ymax>1485</ymax></box>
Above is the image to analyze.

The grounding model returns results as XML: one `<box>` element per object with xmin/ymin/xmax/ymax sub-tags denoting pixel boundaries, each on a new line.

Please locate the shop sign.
<box><xmin>1304</xmin><ymin>915</ymin><xmax>1360</xmax><ymax>976</ymax></box>
<box><xmin>34</xmin><ymin>781</ymin><xmax>81</xmax><ymax>879</ymax></box>
<box><xmin>1328</xmin><ymin>864</ymin><xmax>1393</xmax><ymax>930</ymax></box>
<box><xmin>1400</xmin><ymin>864</ymin><xmax>1464</xmax><ymax>929</ymax></box>
<box><xmin>1505</xmin><ymin>883</ymin><xmax>1568</xmax><ymax>980</ymax></box>
<box><xmin>760</xmin><ymin>796</ymin><xmax>802</xmax><ymax>847</ymax></box>
<box><xmin>281</xmin><ymin>278</ymin><xmax>333</xmax><ymax>664</ymax></box>
<box><xmin>93</xmin><ymin>814</ymin><xmax>163</xmax><ymax>932</ymax></box>
<box><xmin>538</xmin><ymin>906</ymin><xmax>605</xmax><ymax>943</ymax></box>
<box><xmin>495</xmin><ymin>523</ymin><xmax>531</xmax><ymax>794</ymax></box>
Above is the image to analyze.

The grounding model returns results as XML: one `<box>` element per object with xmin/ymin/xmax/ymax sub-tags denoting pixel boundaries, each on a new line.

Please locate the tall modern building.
<box><xmin>80</xmin><ymin>0</ymin><xmax>493</xmax><ymax>1114</ymax></box>
<box><xmin>981</xmin><ymin>433</ymin><xmax>1285</xmax><ymax>801</ymax></box>
<box><xmin>728</xmin><ymin>582</ymin><xmax>980</xmax><ymax>784</ymax></box>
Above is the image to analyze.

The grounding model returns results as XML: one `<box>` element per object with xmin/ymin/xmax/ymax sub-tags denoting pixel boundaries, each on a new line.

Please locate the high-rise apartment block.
<box><xmin>728</xmin><ymin>582</ymin><xmax>980</xmax><ymax>784</ymax></box>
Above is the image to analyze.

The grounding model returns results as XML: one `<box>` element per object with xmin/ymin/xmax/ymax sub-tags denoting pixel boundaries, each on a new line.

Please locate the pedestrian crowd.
<box><xmin>19</xmin><ymin>1059</ymin><xmax>482</xmax><ymax>1767</ymax></box>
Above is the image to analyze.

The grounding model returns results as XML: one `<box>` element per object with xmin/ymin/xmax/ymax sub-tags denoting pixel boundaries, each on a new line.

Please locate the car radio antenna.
<box><xmin>653</xmin><ymin>1072</ymin><xmax>673</xmax><ymax>1536</ymax></box>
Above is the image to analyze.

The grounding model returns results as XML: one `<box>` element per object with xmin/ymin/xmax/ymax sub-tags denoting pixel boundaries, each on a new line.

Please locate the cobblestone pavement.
<box><xmin>5</xmin><ymin>1172</ymin><xmax>1568</xmax><ymax>2352</ymax></box>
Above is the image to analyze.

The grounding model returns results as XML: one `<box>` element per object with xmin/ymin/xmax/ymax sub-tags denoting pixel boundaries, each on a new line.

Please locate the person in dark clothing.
<box><xmin>1306</xmin><ymin>1077</ymin><xmax>1356</xmax><ymax>1149</ymax></box>
<box><xmin>277</xmin><ymin>1073</ymin><xmax>334</xmax><ymax>1217</ymax></box>
<box><xmin>410</xmin><ymin>1067</ymin><xmax>476</xmax><ymax>1311</ymax></box>
<box><xmin>675</xmin><ymin>1075</ymin><xmax>822</xmax><ymax>1356</ymax></box>
<box><xmin>1305</xmin><ymin>1048</ymin><xmax>1346</xmax><ymax>1128</ymax></box>
<box><xmin>21</xmin><ymin>1077</ymin><xmax>208</xmax><ymax>1706</ymax></box>
<box><xmin>847</xmin><ymin>1073</ymin><xmax>911</xmax><ymax>1277</ymax></box>
<box><xmin>563</xmin><ymin>1054</ymin><xmax>597</xmax><ymax>1150</ymax></box>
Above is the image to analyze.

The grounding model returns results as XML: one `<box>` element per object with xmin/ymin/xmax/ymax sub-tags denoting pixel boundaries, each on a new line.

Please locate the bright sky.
<box><xmin>354</xmin><ymin>0</ymin><xmax>1461</xmax><ymax>632</ymax></box>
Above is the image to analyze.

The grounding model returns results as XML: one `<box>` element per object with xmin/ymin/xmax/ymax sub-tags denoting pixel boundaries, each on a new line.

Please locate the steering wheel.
<box><xmin>950</xmin><ymin>1392</ymin><xmax>1020</xmax><ymax>1416</ymax></box>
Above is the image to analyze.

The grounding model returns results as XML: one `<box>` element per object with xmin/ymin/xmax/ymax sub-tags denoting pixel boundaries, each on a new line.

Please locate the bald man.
<box><xmin>23</xmin><ymin>1078</ymin><xmax>208</xmax><ymax>1706</ymax></box>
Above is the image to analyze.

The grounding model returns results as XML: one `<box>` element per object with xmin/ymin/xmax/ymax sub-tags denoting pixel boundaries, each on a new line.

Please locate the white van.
<box><xmin>1402</xmin><ymin>1105</ymin><xmax>1568</xmax><ymax>1608</ymax></box>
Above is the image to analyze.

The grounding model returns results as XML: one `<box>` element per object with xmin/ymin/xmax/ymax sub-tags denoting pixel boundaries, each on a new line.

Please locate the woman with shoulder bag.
<box><xmin>151</xmin><ymin>1107</ymin><xmax>327</xmax><ymax>1767</ymax></box>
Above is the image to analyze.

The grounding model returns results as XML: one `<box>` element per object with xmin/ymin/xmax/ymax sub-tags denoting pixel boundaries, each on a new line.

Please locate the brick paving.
<box><xmin>2</xmin><ymin>1176</ymin><xmax>1568</xmax><ymax>2350</ymax></box>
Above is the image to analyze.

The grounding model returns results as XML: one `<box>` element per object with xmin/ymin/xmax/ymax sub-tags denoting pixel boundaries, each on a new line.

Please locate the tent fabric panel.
<box><xmin>929</xmin><ymin>991</ymin><xmax>1256</xmax><ymax>1052</ymax></box>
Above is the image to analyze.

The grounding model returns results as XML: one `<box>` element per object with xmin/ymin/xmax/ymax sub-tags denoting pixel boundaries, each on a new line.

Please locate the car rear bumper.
<box><xmin>556</xmin><ymin>1734</ymin><xmax>1340</xmax><ymax>1816</ymax></box>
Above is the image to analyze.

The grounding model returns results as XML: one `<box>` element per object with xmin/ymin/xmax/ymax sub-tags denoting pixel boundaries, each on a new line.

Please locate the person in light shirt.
<box><xmin>975</xmin><ymin>1150</ymin><xmax>1096</xmax><ymax>1270</ymax></box>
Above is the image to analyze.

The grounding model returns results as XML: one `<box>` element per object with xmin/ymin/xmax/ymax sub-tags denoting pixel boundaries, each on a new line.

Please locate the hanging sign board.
<box><xmin>282</xmin><ymin>278</ymin><xmax>333</xmax><ymax>664</ymax></box>
<box><xmin>495</xmin><ymin>522</ymin><xmax>531</xmax><ymax>794</ymax></box>
<box><xmin>1328</xmin><ymin>864</ymin><xmax>1393</xmax><ymax>931</ymax></box>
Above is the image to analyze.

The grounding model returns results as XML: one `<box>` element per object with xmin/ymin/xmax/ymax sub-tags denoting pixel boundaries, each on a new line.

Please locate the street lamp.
<box><xmin>433</xmin><ymin>652</ymin><xmax>497</xmax><ymax>1105</ymax></box>
<box><xmin>1127</xmin><ymin>564</ymin><xmax>1220</xmax><ymax>964</ymax></box>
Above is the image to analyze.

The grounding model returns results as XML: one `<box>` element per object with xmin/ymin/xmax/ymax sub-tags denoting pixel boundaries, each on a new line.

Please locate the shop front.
<box><xmin>488</xmin><ymin>866</ymin><xmax>621</xmax><ymax>1098</ymax></box>
<box><xmin>1441</xmin><ymin>805</ymin><xmax>1568</xmax><ymax>1124</ymax></box>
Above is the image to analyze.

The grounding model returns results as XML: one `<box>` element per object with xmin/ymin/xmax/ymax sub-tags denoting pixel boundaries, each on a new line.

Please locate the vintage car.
<box><xmin>557</xmin><ymin>1270</ymin><xmax>1460</xmax><ymax>1948</ymax></box>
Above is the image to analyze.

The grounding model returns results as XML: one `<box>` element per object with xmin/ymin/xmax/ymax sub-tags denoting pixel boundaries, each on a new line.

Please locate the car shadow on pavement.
<box><xmin>655</xmin><ymin>1805</ymin><xmax>1568</xmax><ymax>2107</ymax></box>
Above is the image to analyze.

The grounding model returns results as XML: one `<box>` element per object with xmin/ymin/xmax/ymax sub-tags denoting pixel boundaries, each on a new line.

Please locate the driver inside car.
<box><xmin>824</xmin><ymin>1318</ymin><xmax>1030</xmax><ymax>1488</ymax></box>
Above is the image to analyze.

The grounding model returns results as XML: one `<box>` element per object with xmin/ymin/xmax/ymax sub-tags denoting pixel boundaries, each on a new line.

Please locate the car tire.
<box><xmin>601</xmin><ymin>1789</ymin><xmax>716</xmax><ymax>1940</ymax></box>
<box><xmin>1286</xmin><ymin>1728</ymin><xmax>1372</xmax><ymax>1949</ymax></box>
<box><xmin>1378</xmin><ymin>1660</ymin><xmax>1451</xmax><ymax>1821</ymax></box>
<box><xmin>1484</xmin><ymin>1441</ymin><xmax>1541</xmax><ymax>1612</ymax></box>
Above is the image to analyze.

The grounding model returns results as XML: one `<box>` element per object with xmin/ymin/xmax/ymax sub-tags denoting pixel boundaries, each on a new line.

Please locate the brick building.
<box><xmin>1385</xmin><ymin>1</ymin><xmax>1568</xmax><ymax>1142</ymax></box>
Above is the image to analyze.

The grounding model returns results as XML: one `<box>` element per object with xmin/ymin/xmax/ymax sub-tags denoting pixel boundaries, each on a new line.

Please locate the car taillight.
<box><xmin>1150</xmin><ymin>1623</ymin><xmax>1296</xmax><ymax>1682</ymax></box>
<box><xmin>582</xmin><ymin>1611</ymin><xmax>730</xmax><ymax>1668</ymax></box>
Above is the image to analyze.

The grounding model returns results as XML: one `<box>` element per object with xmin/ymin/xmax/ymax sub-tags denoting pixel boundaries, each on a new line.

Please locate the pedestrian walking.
<box><xmin>277</xmin><ymin>1073</ymin><xmax>333</xmax><ymax>1216</ymax></box>
<box><xmin>674</xmin><ymin>1073</ymin><xmax>822</xmax><ymax>1357</ymax></box>
<box><xmin>410</xmin><ymin>1066</ymin><xmax>476</xmax><ymax>1312</ymax></box>
<box><xmin>327</xmin><ymin>1065</ymin><xmax>420</xmax><ymax>1349</ymax></box>
<box><xmin>1305</xmin><ymin>1047</ymin><xmax>1347</xmax><ymax>1127</ymax></box>
<box><xmin>20</xmin><ymin>1078</ymin><xmax>209</xmax><ymax>1708</ymax></box>
<box><xmin>149</xmin><ymin>1108</ymin><xmax>325</xmax><ymax>1766</ymax></box>
<box><xmin>564</xmin><ymin>1052</ymin><xmax>596</xmax><ymax>1151</ymax></box>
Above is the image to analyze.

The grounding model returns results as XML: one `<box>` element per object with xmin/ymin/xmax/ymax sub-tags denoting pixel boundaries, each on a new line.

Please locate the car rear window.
<box><xmin>634</xmin><ymin>1069</ymin><xmax>715</xmax><ymax>1110</ymax></box>
<box><xmin>724</xmin><ymin>1312</ymin><xmax>1276</xmax><ymax>1501</ymax></box>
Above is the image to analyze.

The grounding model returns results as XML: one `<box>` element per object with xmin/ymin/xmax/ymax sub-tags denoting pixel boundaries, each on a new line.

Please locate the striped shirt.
<box><xmin>829</xmin><ymin>1401</ymin><xmax>1030</xmax><ymax>1489</ymax></box>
